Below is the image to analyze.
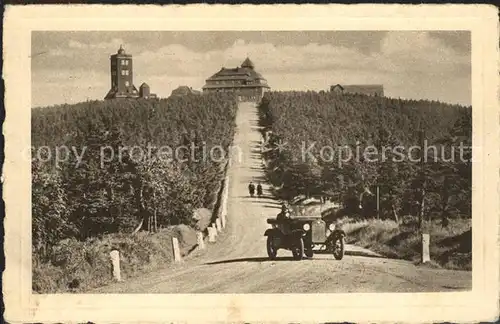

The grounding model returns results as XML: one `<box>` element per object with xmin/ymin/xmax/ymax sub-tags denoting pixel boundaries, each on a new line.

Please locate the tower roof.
<box><xmin>241</xmin><ymin>57</ymin><xmax>255</xmax><ymax>69</ymax></box>
<box><xmin>117</xmin><ymin>45</ymin><xmax>126</xmax><ymax>55</ymax></box>
<box><xmin>140</xmin><ymin>82</ymin><xmax>149</xmax><ymax>88</ymax></box>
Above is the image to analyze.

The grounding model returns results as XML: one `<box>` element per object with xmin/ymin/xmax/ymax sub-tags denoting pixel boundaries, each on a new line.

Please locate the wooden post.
<box><xmin>196</xmin><ymin>231</ymin><xmax>205</xmax><ymax>250</ymax></box>
<box><xmin>208</xmin><ymin>226</ymin><xmax>216</xmax><ymax>243</ymax></box>
<box><xmin>216</xmin><ymin>218</ymin><xmax>222</xmax><ymax>233</ymax></box>
<box><xmin>421</xmin><ymin>233</ymin><xmax>430</xmax><ymax>263</ymax></box>
<box><xmin>109</xmin><ymin>250</ymin><xmax>122</xmax><ymax>282</ymax></box>
<box><xmin>172</xmin><ymin>237</ymin><xmax>181</xmax><ymax>262</ymax></box>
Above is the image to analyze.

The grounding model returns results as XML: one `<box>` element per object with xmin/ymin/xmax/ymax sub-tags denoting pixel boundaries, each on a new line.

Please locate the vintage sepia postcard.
<box><xmin>3</xmin><ymin>4</ymin><xmax>499</xmax><ymax>323</ymax></box>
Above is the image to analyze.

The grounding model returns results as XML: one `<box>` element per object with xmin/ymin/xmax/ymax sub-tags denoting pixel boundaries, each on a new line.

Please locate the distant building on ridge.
<box><xmin>170</xmin><ymin>86</ymin><xmax>202</xmax><ymax>97</ymax></box>
<box><xmin>202</xmin><ymin>57</ymin><xmax>270</xmax><ymax>102</ymax></box>
<box><xmin>330</xmin><ymin>84</ymin><xmax>384</xmax><ymax>97</ymax></box>
<box><xmin>104</xmin><ymin>45</ymin><xmax>156</xmax><ymax>100</ymax></box>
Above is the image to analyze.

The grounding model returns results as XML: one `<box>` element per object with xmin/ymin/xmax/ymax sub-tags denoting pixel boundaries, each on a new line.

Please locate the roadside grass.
<box><xmin>33</xmin><ymin>210</ymin><xmax>212</xmax><ymax>293</ymax></box>
<box><xmin>338</xmin><ymin>216</ymin><xmax>472</xmax><ymax>271</ymax></box>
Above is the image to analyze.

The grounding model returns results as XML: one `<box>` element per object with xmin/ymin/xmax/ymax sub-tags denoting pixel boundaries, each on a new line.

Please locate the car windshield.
<box><xmin>288</xmin><ymin>205</ymin><xmax>321</xmax><ymax>218</ymax></box>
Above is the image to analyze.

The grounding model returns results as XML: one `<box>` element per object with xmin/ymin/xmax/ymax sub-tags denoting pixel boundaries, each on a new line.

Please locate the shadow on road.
<box><xmin>315</xmin><ymin>249</ymin><xmax>386</xmax><ymax>259</ymax></box>
<box><xmin>235</xmin><ymin>195</ymin><xmax>281</xmax><ymax>202</ymax></box>
<box><xmin>245</xmin><ymin>175</ymin><xmax>268</xmax><ymax>182</ymax></box>
<box><xmin>259</xmin><ymin>204</ymin><xmax>282</xmax><ymax>209</ymax></box>
<box><xmin>205</xmin><ymin>256</ymin><xmax>296</xmax><ymax>264</ymax></box>
<box><xmin>205</xmin><ymin>250</ymin><xmax>385</xmax><ymax>265</ymax></box>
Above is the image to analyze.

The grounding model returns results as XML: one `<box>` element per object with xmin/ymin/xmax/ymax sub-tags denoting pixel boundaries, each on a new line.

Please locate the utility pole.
<box><xmin>419</xmin><ymin>128</ymin><xmax>430</xmax><ymax>263</ymax></box>
<box><xmin>418</xmin><ymin>129</ymin><xmax>426</xmax><ymax>233</ymax></box>
<box><xmin>376</xmin><ymin>185</ymin><xmax>380</xmax><ymax>219</ymax></box>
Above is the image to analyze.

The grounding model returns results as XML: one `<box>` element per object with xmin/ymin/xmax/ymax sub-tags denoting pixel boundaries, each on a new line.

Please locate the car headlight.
<box><xmin>303</xmin><ymin>223</ymin><xmax>310</xmax><ymax>231</ymax></box>
<box><xmin>285</xmin><ymin>212</ymin><xmax>290</xmax><ymax>217</ymax></box>
<box><xmin>328</xmin><ymin>223</ymin><xmax>335</xmax><ymax>231</ymax></box>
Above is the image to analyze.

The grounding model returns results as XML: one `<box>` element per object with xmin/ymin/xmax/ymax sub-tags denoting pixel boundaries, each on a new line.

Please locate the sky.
<box><xmin>31</xmin><ymin>31</ymin><xmax>471</xmax><ymax>107</ymax></box>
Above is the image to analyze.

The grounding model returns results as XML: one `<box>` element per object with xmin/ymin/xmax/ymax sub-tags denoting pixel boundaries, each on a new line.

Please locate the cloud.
<box><xmin>68</xmin><ymin>38</ymin><xmax>125</xmax><ymax>50</ymax></box>
<box><xmin>43</xmin><ymin>38</ymin><xmax>126</xmax><ymax>59</ymax></box>
<box><xmin>32</xmin><ymin>68</ymin><xmax>109</xmax><ymax>107</ymax></box>
<box><xmin>378</xmin><ymin>31</ymin><xmax>470</xmax><ymax>75</ymax></box>
<box><xmin>134</xmin><ymin>31</ymin><xmax>469</xmax><ymax>79</ymax></box>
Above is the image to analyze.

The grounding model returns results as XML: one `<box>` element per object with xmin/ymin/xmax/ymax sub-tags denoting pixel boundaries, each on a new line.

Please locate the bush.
<box><xmin>33</xmin><ymin>226</ymin><xmax>199</xmax><ymax>293</ymax></box>
<box><xmin>343</xmin><ymin>216</ymin><xmax>471</xmax><ymax>270</ymax></box>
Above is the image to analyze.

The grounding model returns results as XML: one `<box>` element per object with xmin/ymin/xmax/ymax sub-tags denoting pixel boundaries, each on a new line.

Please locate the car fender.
<box><xmin>332</xmin><ymin>229</ymin><xmax>346</xmax><ymax>237</ymax></box>
<box><xmin>264</xmin><ymin>228</ymin><xmax>282</xmax><ymax>237</ymax></box>
<box><xmin>326</xmin><ymin>229</ymin><xmax>346</xmax><ymax>242</ymax></box>
<box><xmin>290</xmin><ymin>229</ymin><xmax>306</xmax><ymax>238</ymax></box>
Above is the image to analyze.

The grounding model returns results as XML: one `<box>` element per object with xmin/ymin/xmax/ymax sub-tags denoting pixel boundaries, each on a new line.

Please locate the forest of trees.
<box><xmin>32</xmin><ymin>93</ymin><xmax>238</xmax><ymax>261</ymax></box>
<box><xmin>259</xmin><ymin>91</ymin><xmax>472</xmax><ymax>223</ymax></box>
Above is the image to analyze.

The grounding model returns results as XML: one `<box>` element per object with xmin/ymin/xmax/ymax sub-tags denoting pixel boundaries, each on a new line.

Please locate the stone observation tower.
<box><xmin>104</xmin><ymin>45</ymin><xmax>140</xmax><ymax>99</ymax></box>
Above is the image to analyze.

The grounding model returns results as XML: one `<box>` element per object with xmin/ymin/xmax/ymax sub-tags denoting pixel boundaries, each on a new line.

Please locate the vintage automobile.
<box><xmin>264</xmin><ymin>209</ymin><xmax>346</xmax><ymax>261</ymax></box>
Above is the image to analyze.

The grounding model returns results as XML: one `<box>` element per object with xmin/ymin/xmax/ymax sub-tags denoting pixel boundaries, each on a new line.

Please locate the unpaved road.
<box><xmin>95</xmin><ymin>102</ymin><xmax>471</xmax><ymax>293</ymax></box>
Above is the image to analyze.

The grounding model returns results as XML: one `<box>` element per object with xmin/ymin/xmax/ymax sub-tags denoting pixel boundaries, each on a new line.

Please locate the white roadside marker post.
<box><xmin>220</xmin><ymin>176</ymin><xmax>229</xmax><ymax>228</ymax></box>
<box><xmin>208</xmin><ymin>226</ymin><xmax>216</xmax><ymax>243</ymax></box>
<box><xmin>172</xmin><ymin>237</ymin><xmax>182</xmax><ymax>263</ymax></box>
<box><xmin>221</xmin><ymin>212</ymin><xmax>227</xmax><ymax>229</ymax></box>
<box><xmin>216</xmin><ymin>218</ymin><xmax>222</xmax><ymax>233</ymax></box>
<box><xmin>109</xmin><ymin>250</ymin><xmax>122</xmax><ymax>282</ymax></box>
<box><xmin>421</xmin><ymin>233</ymin><xmax>430</xmax><ymax>263</ymax></box>
<box><xmin>196</xmin><ymin>231</ymin><xmax>205</xmax><ymax>250</ymax></box>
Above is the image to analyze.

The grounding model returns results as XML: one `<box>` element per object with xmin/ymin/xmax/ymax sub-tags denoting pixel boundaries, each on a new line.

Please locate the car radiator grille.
<box><xmin>311</xmin><ymin>220</ymin><xmax>326</xmax><ymax>243</ymax></box>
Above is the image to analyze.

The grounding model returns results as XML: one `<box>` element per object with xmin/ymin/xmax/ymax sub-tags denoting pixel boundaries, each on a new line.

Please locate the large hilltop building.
<box><xmin>105</xmin><ymin>46</ymin><xmax>156</xmax><ymax>100</ymax></box>
<box><xmin>202</xmin><ymin>58</ymin><xmax>270</xmax><ymax>102</ymax></box>
<box><xmin>330</xmin><ymin>84</ymin><xmax>384</xmax><ymax>97</ymax></box>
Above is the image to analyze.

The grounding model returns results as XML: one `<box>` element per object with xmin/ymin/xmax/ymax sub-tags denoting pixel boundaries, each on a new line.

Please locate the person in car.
<box><xmin>277</xmin><ymin>203</ymin><xmax>290</xmax><ymax>221</ymax></box>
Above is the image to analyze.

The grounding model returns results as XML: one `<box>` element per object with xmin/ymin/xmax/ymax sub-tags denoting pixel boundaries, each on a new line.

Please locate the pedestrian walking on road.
<box><xmin>256</xmin><ymin>182</ymin><xmax>263</xmax><ymax>198</ymax></box>
<box><xmin>248</xmin><ymin>181</ymin><xmax>255</xmax><ymax>197</ymax></box>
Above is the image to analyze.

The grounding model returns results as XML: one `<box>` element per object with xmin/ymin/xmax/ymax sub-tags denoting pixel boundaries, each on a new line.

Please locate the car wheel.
<box><xmin>332</xmin><ymin>236</ymin><xmax>345</xmax><ymax>260</ymax></box>
<box><xmin>292</xmin><ymin>237</ymin><xmax>304</xmax><ymax>260</ymax></box>
<box><xmin>267</xmin><ymin>236</ymin><xmax>277</xmax><ymax>260</ymax></box>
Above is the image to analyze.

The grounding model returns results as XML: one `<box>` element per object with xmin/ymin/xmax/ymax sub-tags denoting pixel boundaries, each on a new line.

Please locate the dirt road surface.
<box><xmin>95</xmin><ymin>102</ymin><xmax>471</xmax><ymax>293</ymax></box>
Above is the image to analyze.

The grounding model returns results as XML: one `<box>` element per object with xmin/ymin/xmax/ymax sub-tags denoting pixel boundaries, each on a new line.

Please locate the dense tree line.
<box><xmin>32</xmin><ymin>94</ymin><xmax>238</xmax><ymax>260</ymax></box>
<box><xmin>259</xmin><ymin>91</ymin><xmax>472</xmax><ymax>223</ymax></box>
